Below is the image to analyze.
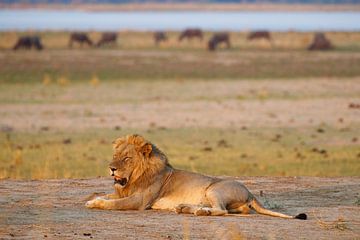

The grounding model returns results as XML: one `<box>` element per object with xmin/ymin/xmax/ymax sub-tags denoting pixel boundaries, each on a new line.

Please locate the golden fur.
<box><xmin>85</xmin><ymin>134</ymin><xmax>306</xmax><ymax>219</ymax></box>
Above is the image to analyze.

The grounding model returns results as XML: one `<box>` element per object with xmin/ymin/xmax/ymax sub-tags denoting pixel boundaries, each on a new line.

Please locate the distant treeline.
<box><xmin>3</xmin><ymin>0</ymin><xmax>360</xmax><ymax>4</ymax></box>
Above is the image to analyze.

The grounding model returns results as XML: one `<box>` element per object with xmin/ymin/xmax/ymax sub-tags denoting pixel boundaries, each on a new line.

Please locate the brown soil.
<box><xmin>1</xmin><ymin>177</ymin><xmax>359</xmax><ymax>239</ymax></box>
<box><xmin>1</xmin><ymin>79</ymin><xmax>360</xmax><ymax>131</ymax></box>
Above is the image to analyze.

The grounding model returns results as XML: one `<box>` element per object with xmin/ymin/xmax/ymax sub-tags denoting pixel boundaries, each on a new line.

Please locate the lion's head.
<box><xmin>109</xmin><ymin>134</ymin><xmax>170</xmax><ymax>193</ymax></box>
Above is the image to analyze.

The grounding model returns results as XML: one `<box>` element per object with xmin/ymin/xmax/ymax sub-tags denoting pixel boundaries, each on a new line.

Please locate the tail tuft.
<box><xmin>295</xmin><ymin>213</ymin><xmax>307</xmax><ymax>220</ymax></box>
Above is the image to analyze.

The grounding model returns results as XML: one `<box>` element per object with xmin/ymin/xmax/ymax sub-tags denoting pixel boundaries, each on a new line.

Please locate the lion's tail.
<box><xmin>249</xmin><ymin>198</ymin><xmax>307</xmax><ymax>220</ymax></box>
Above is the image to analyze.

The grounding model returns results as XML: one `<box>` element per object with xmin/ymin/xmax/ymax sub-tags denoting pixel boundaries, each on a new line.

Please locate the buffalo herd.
<box><xmin>12</xmin><ymin>30</ymin><xmax>333</xmax><ymax>51</ymax></box>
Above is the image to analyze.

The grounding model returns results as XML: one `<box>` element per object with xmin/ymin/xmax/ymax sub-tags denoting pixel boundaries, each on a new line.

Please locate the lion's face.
<box><xmin>109</xmin><ymin>145</ymin><xmax>138</xmax><ymax>188</ymax></box>
<box><xmin>109</xmin><ymin>135</ymin><xmax>153</xmax><ymax>188</ymax></box>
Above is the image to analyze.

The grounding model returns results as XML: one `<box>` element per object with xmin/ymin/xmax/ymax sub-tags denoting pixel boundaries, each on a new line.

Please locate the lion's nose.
<box><xmin>110</xmin><ymin>167</ymin><xmax>117</xmax><ymax>176</ymax></box>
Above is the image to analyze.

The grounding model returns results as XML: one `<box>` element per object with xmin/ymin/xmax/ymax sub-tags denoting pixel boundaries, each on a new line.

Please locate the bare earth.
<box><xmin>1</xmin><ymin>79</ymin><xmax>360</xmax><ymax>131</ymax></box>
<box><xmin>1</xmin><ymin>177</ymin><xmax>359</xmax><ymax>239</ymax></box>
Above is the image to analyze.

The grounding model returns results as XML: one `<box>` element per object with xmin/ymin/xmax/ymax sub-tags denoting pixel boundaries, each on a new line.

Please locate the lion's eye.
<box><xmin>123</xmin><ymin>157</ymin><xmax>131</xmax><ymax>162</ymax></box>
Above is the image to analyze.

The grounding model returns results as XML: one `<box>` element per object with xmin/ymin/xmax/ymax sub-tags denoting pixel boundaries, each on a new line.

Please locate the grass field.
<box><xmin>1</xmin><ymin>31</ymin><xmax>360</xmax><ymax>83</ymax></box>
<box><xmin>1</xmin><ymin>126</ymin><xmax>359</xmax><ymax>179</ymax></box>
<box><xmin>0</xmin><ymin>31</ymin><xmax>359</xmax><ymax>179</ymax></box>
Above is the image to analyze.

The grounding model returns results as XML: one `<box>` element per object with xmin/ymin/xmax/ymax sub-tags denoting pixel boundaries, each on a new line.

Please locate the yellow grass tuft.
<box><xmin>90</xmin><ymin>75</ymin><xmax>100</xmax><ymax>86</ymax></box>
<box><xmin>314</xmin><ymin>212</ymin><xmax>350</xmax><ymax>231</ymax></box>
<box><xmin>57</xmin><ymin>76</ymin><xmax>70</xmax><ymax>86</ymax></box>
<box><xmin>42</xmin><ymin>74</ymin><xmax>52</xmax><ymax>85</ymax></box>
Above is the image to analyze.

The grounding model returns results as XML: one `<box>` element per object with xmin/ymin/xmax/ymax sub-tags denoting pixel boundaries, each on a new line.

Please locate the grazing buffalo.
<box><xmin>96</xmin><ymin>32</ymin><xmax>117</xmax><ymax>47</ymax></box>
<box><xmin>13</xmin><ymin>36</ymin><xmax>43</xmax><ymax>51</ymax></box>
<box><xmin>69</xmin><ymin>32</ymin><xmax>93</xmax><ymax>48</ymax></box>
<box><xmin>178</xmin><ymin>28</ymin><xmax>203</xmax><ymax>42</ymax></box>
<box><xmin>154</xmin><ymin>31</ymin><xmax>168</xmax><ymax>46</ymax></box>
<box><xmin>208</xmin><ymin>33</ymin><xmax>231</xmax><ymax>51</ymax></box>
<box><xmin>308</xmin><ymin>33</ymin><xmax>332</xmax><ymax>51</ymax></box>
<box><xmin>247</xmin><ymin>31</ymin><xmax>272</xmax><ymax>41</ymax></box>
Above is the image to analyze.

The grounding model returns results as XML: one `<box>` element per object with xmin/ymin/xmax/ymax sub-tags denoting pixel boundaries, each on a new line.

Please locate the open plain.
<box><xmin>0</xmin><ymin>31</ymin><xmax>359</xmax><ymax>239</ymax></box>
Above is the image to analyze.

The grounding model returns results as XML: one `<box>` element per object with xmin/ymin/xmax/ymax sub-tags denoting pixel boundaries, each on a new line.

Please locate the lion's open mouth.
<box><xmin>114</xmin><ymin>177</ymin><xmax>128</xmax><ymax>187</ymax></box>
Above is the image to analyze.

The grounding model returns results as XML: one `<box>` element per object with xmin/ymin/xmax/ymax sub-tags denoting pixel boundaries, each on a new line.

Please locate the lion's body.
<box><xmin>152</xmin><ymin>170</ymin><xmax>216</xmax><ymax>210</ymax></box>
<box><xmin>86</xmin><ymin>134</ymin><xmax>306</xmax><ymax>220</ymax></box>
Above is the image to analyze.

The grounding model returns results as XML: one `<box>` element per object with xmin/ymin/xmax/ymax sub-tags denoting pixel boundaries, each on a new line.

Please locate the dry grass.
<box><xmin>1</xmin><ymin>31</ymin><xmax>360</xmax><ymax>51</ymax></box>
<box><xmin>314</xmin><ymin>212</ymin><xmax>350</xmax><ymax>231</ymax></box>
<box><xmin>2</xmin><ymin>47</ymin><xmax>360</xmax><ymax>83</ymax></box>
<box><xmin>1</xmin><ymin>125</ymin><xmax>359</xmax><ymax>179</ymax></box>
<box><xmin>0</xmin><ymin>77</ymin><xmax>359</xmax><ymax>179</ymax></box>
<box><xmin>0</xmin><ymin>31</ymin><xmax>359</xmax><ymax>180</ymax></box>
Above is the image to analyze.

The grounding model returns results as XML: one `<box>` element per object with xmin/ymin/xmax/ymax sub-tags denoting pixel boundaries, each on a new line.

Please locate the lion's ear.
<box><xmin>141</xmin><ymin>143</ymin><xmax>152</xmax><ymax>158</ymax></box>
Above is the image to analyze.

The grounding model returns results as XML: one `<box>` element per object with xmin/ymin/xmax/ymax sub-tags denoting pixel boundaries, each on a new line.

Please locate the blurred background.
<box><xmin>0</xmin><ymin>0</ymin><xmax>359</xmax><ymax>179</ymax></box>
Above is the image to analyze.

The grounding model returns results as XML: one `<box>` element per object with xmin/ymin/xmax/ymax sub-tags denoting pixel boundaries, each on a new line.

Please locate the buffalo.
<box><xmin>154</xmin><ymin>31</ymin><xmax>168</xmax><ymax>46</ymax></box>
<box><xmin>247</xmin><ymin>31</ymin><xmax>272</xmax><ymax>41</ymax></box>
<box><xmin>13</xmin><ymin>36</ymin><xmax>43</xmax><ymax>51</ymax></box>
<box><xmin>208</xmin><ymin>33</ymin><xmax>231</xmax><ymax>51</ymax></box>
<box><xmin>69</xmin><ymin>32</ymin><xmax>93</xmax><ymax>48</ymax></box>
<box><xmin>178</xmin><ymin>28</ymin><xmax>203</xmax><ymax>42</ymax></box>
<box><xmin>308</xmin><ymin>33</ymin><xmax>332</xmax><ymax>51</ymax></box>
<box><xmin>96</xmin><ymin>32</ymin><xmax>117</xmax><ymax>47</ymax></box>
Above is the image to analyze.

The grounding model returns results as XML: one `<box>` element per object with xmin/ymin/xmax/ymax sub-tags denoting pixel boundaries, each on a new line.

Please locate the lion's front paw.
<box><xmin>85</xmin><ymin>197</ymin><xmax>105</xmax><ymax>209</ymax></box>
<box><xmin>174</xmin><ymin>204</ymin><xmax>186</xmax><ymax>214</ymax></box>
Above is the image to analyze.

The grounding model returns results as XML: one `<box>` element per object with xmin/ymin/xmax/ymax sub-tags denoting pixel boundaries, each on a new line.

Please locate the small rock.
<box><xmin>40</xmin><ymin>126</ymin><xmax>50</xmax><ymax>131</ymax></box>
<box><xmin>217</xmin><ymin>139</ymin><xmax>230</xmax><ymax>148</ymax></box>
<box><xmin>1</xmin><ymin>125</ymin><xmax>14</xmax><ymax>133</ymax></box>
<box><xmin>319</xmin><ymin>149</ymin><xmax>327</xmax><ymax>154</ymax></box>
<box><xmin>349</xmin><ymin>103</ymin><xmax>360</xmax><ymax>109</ymax></box>
<box><xmin>63</xmin><ymin>138</ymin><xmax>72</xmax><ymax>144</ymax></box>
<box><xmin>202</xmin><ymin>147</ymin><xmax>212</xmax><ymax>152</ymax></box>
<box><xmin>317</xmin><ymin>128</ymin><xmax>325</xmax><ymax>133</ymax></box>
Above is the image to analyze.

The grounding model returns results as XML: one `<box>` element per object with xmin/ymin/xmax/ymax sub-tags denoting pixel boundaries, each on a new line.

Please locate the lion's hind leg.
<box><xmin>227</xmin><ymin>204</ymin><xmax>251</xmax><ymax>214</ymax></box>
<box><xmin>174</xmin><ymin>204</ymin><xmax>227</xmax><ymax>216</ymax></box>
<box><xmin>194</xmin><ymin>207</ymin><xmax>227</xmax><ymax>216</ymax></box>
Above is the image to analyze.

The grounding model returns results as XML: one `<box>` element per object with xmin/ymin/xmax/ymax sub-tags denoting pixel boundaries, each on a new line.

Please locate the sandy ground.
<box><xmin>0</xmin><ymin>177</ymin><xmax>359</xmax><ymax>239</ymax></box>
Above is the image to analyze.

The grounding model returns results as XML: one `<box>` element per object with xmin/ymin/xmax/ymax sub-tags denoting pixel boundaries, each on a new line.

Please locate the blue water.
<box><xmin>0</xmin><ymin>9</ymin><xmax>359</xmax><ymax>31</ymax></box>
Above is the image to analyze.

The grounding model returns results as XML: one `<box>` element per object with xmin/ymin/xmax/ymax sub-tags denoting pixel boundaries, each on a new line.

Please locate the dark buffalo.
<box><xmin>69</xmin><ymin>32</ymin><xmax>93</xmax><ymax>48</ymax></box>
<box><xmin>247</xmin><ymin>31</ymin><xmax>272</xmax><ymax>41</ymax></box>
<box><xmin>178</xmin><ymin>28</ymin><xmax>203</xmax><ymax>42</ymax></box>
<box><xmin>13</xmin><ymin>36</ymin><xmax>43</xmax><ymax>51</ymax></box>
<box><xmin>308</xmin><ymin>32</ymin><xmax>332</xmax><ymax>51</ymax></box>
<box><xmin>208</xmin><ymin>33</ymin><xmax>231</xmax><ymax>51</ymax></box>
<box><xmin>154</xmin><ymin>31</ymin><xmax>167</xmax><ymax>46</ymax></box>
<box><xmin>96</xmin><ymin>32</ymin><xmax>117</xmax><ymax>47</ymax></box>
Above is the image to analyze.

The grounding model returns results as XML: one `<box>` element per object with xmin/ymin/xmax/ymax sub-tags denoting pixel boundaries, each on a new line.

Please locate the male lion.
<box><xmin>85</xmin><ymin>134</ymin><xmax>307</xmax><ymax>220</ymax></box>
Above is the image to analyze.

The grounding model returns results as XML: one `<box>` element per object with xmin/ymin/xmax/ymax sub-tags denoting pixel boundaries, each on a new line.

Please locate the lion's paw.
<box><xmin>194</xmin><ymin>207</ymin><xmax>211</xmax><ymax>216</ymax></box>
<box><xmin>174</xmin><ymin>204</ymin><xmax>187</xmax><ymax>214</ymax></box>
<box><xmin>85</xmin><ymin>197</ymin><xmax>105</xmax><ymax>209</ymax></box>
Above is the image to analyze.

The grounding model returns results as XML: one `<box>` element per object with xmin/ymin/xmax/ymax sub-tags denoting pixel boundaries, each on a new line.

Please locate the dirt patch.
<box><xmin>1</xmin><ymin>177</ymin><xmax>359</xmax><ymax>239</ymax></box>
<box><xmin>1</xmin><ymin>79</ymin><xmax>359</xmax><ymax>131</ymax></box>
